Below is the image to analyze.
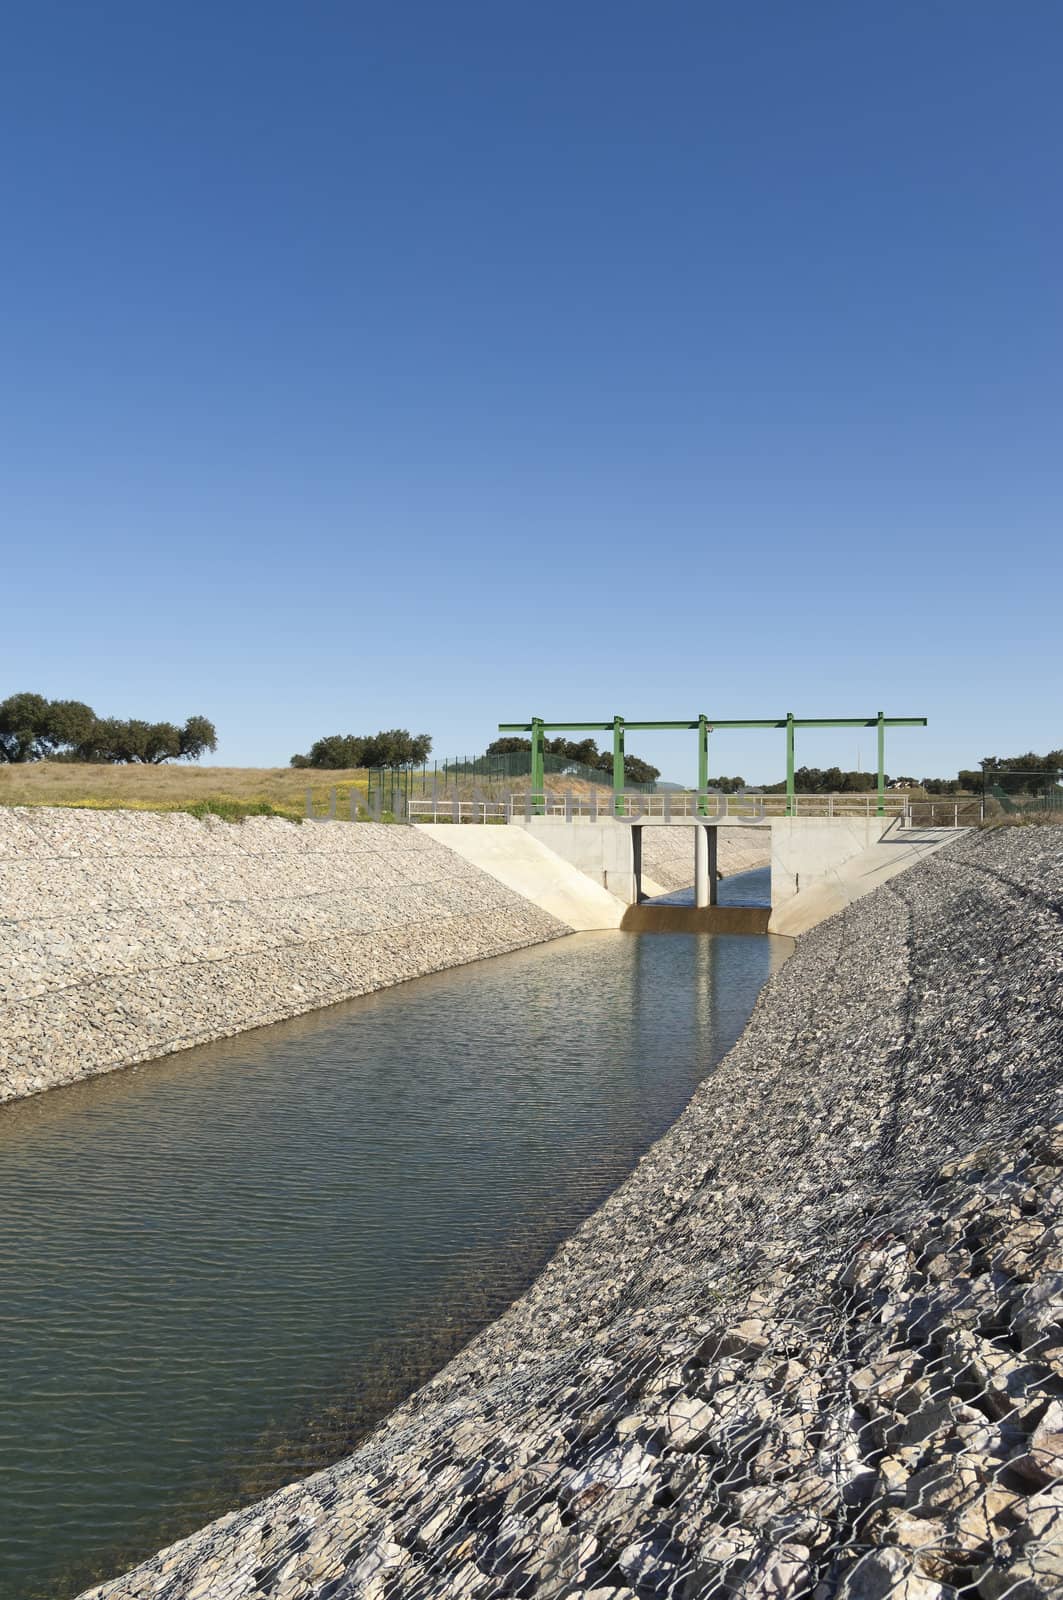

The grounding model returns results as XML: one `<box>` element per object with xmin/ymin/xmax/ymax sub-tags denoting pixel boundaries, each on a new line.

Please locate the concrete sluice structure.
<box><xmin>77</xmin><ymin>826</ymin><xmax>1063</xmax><ymax>1600</ymax></box>
<box><xmin>448</xmin><ymin>813</ymin><xmax>955</xmax><ymax>937</ymax></box>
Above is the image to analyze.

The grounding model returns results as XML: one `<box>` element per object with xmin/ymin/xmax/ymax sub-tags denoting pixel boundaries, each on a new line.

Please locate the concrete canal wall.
<box><xmin>510</xmin><ymin>818</ymin><xmax>774</xmax><ymax>905</ymax></box>
<box><xmin>84</xmin><ymin>825</ymin><xmax>1063</xmax><ymax>1600</ymax></box>
<box><xmin>0</xmin><ymin>807</ymin><xmax>568</xmax><ymax>1104</ymax></box>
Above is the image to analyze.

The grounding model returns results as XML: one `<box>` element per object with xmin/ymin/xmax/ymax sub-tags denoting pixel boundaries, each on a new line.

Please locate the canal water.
<box><xmin>0</xmin><ymin>882</ymin><xmax>786</xmax><ymax>1600</ymax></box>
<box><xmin>651</xmin><ymin>863</ymin><xmax>773</xmax><ymax>908</ymax></box>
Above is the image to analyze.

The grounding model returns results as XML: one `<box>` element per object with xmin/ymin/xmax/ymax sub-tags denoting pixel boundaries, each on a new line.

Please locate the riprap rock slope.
<box><xmin>0</xmin><ymin>807</ymin><xmax>567</xmax><ymax>1103</ymax></box>
<box><xmin>86</xmin><ymin>827</ymin><xmax>1063</xmax><ymax>1600</ymax></box>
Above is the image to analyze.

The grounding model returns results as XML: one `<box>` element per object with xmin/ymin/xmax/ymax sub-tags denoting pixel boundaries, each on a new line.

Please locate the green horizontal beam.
<box><xmin>792</xmin><ymin>717</ymin><xmax>927</xmax><ymax>729</ymax></box>
<box><xmin>498</xmin><ymin>719</ymin><xmax>779</xmax><ymax>730</ymax></box>
<box><xmin>498</xmin><ymin>722</ymin><xmax>612</xmax><ymax>733</ymax></box>
<box><xmin>500</xmin><ymin>716</ymin><xmax>927</xmax><ymax>731</ymax></box>
<box><xmin>619</xmin><ymin>720</ymin><xmax>700</xmax><ymax>730</ymax></box>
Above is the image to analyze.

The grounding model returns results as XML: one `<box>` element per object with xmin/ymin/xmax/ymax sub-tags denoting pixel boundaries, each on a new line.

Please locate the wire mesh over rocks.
<box><xmin>0</xmin><ymin>808</ymin><xmax>568</xmax><ymax>1102</ymax></box>
<box><xmin>82</xmin><ymin>827</ymin><xmax>1063</xmax><ymax>1600</ymax></box>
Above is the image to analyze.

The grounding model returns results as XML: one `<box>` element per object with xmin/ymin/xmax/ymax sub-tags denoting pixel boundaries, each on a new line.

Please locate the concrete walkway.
<box><xmin>415</xmin><ymin>823</ymin><xmax>626</xmax><ymax>930</ymax></box>
<box><xmin>769</xmin><ymin>826</ymin><xmax>963</xmax><ymax>934</ymax></box>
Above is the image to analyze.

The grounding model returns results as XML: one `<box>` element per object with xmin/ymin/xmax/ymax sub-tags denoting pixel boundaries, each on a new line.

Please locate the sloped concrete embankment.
<box><xmin>0</xmin><ymin>808</ymin><xmax>568</xmax><ymax>1104</ymax></box>
<box><xmin>85</xmin><ymin>827</ymin><xmax>1063</xmax><ymax>1599</ymax></box>
<box><xmin>767</xmin><ymin>822</ymin><xmax>956</xmax><ymax>936</ymax></box>
<box><xmin>415</xmin><ymin>823</ymin><xmax>628</xmax><ymax>930</ymax></box>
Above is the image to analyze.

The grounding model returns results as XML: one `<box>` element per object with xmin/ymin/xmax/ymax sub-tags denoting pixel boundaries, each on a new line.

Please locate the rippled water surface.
<box><xmin>652</xmin><ymin>863</ymin><xmax>773</xmax><ymax>907</ymax></box>
<box><xmin>0</xmin><ymin>898</ymin><xmax>786</xmax><ymax>1599</ymax></box>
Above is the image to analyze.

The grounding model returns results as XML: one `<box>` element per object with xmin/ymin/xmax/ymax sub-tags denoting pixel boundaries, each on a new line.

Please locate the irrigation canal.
<box><xmin>0</xmin><ymin>869</ymin><xmax>785</xmax><ymax>1599</ymax></box>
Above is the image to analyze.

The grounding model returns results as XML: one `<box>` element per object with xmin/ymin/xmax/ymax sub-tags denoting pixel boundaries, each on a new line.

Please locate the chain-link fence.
<box><xmin>355</xmin><ymin>756</ymin><xmax>669</xmax><ymax>818</ymax></box>
<box><xmin>987</xmin><ymin>770</ymin><xmax>1063</xmax><ymax>817</ymax></box>
<box><xmin>437</xmin><ymin>753</ymin><xmax>666</xmax><ymax>793</ymax></box>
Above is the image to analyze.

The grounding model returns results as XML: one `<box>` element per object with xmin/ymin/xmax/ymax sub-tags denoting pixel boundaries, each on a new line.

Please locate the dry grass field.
<box><xmin>0</xmin><ymin>763</ymin><xmax>609</xmax><ymax>821</ymax></box>
<box><xmin>0</xmin><ymin>763</ymin><xmax>370</xmax><ymax>821</ymax></box>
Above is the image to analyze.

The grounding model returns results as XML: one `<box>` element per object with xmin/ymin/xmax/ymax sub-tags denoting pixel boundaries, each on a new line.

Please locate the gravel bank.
<box><xmin>83</xmin><ymin>826</ymin><xmax>1063</xmax><ymax>1599</ymax></box>
<box><xmin>0</xmin><ymin>808</ymin><xmax>567</xmax><ymax>1103</ymax></box>
<box><xmin>640</xmin><ymin>827</ymin><xmax>771</xmax><ymax>893</ymax></box>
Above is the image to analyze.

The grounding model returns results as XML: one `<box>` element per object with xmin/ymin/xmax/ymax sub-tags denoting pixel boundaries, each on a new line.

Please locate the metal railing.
<box><xmin>403</xmin><ymin>792</ymin><xmax>951</xmax><ymax>824</ymax></box>
<box><xmin>907</xmin><ymin>797</ymin><xmax>982</xmax><ymax>828</ymax></box>
<box><xmin>588</xmin><ymin>792</ymin><xmax>912</xmax><ymax>820</ymax></box>
<box><xmin>406</xmin><ymin>796</ymin><xmax>511</xmax><ymax>824</ymax></box>
<box><xmin>317</xmin><ymin>772</ymin><xmax>978</xmax><ymax>827</ymax></box>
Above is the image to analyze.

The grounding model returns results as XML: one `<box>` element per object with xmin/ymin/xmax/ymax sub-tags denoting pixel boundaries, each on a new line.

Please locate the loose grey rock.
<box><xmin>55</xmin><ymin>825</ymin><xmax>1063</xmax><ymax>1600</ymax></box>
<box><xmin>0</xmin><ymin>809</ymin><xmax>569</xmax><ymax>1102</ymax></box>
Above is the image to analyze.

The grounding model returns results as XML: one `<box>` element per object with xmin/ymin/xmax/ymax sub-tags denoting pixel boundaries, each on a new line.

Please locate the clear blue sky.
<box><xmin>2</xmin><ymin>2</ymin><xmax>1059</xmax><ymax>784</ymax></box>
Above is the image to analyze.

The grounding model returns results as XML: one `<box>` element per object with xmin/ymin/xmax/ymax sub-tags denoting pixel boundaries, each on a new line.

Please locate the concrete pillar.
<box><xmin>694</xmin><ymin>824</ymin><xmax>710</xmax><ymax>907</ymax></box>
<box><xmin>695</xmin><ymin>825</ymin><xmax>720</xmax><ymax>908</ymax></box>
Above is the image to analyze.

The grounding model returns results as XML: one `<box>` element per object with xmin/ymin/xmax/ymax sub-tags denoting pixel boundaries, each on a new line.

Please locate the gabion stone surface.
<box><xmin>0</xmin><ymin>807</ymin><xmax>569</xmax><ymax>1103</ymax></box>
<box><xmin>79</xmin><ymin>827</ymin><xmax>1063</xmax><ymax>1599</ymax></box>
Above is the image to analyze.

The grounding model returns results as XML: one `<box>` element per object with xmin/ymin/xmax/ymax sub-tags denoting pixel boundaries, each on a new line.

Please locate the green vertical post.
<box><xmin>698</xmin><ymin>714</ymin><xmax>709</xmax><ymax>815</ymax></box>
<box><xmin>613</xmin><ymin>715</ymin><xmax>625</xmax><ymax>816</ymax></box>
<box><xmin>531</xmin><ymin>716</ymin><xmax>545</xmax><ymax>814</ymax></box>
<box><xmin>877</xmin><ymin>710</ymin><xmax>885</xmax><ymax>817</ymax></box>
<box><xmin>785</xmin><ymin>711</ymin><xmax>795</xmax><ymax>817</ymax></box>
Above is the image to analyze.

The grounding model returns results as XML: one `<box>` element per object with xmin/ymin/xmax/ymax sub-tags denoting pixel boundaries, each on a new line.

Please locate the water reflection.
<box><xmin>650</xmin><ymin>863</ymin><xmax>772</xmax><ymax>908</ymax></box>
<box><xmin>0</xmin><ymin>925</ymin><xmax>787</xmax><ymax>1599</ymax></box>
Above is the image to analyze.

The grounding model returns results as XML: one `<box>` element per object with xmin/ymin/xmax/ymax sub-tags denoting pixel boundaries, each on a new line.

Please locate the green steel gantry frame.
<box><xmin>498</xmin><ymin>713</ymin><xmax>928</xmax><ymax>817</ymax></box>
